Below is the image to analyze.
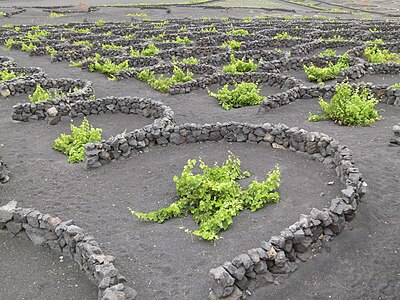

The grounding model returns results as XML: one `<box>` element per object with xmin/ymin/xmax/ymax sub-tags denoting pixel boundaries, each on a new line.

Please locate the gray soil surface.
<box><xmin>0</xmin><ymin>2</ymin><xmax>399</xmax><ymax>300</ymax></box>
<box><xmin>0</xmin><ymin>231</ymin><xmax>97</xmax><ymax>300</ymax></box>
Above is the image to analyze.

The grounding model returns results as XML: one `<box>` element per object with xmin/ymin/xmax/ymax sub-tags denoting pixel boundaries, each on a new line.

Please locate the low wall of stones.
<box><xmin>0</xmin><ymin>201</ymin><xmax>136</xmax><ymax>300</ymax></box>
<box><xmin>200</xmin><ymin>49</ymin><xmax>286</xmax><ymax>66</ymax></box>
<box><xmin>169</xmin><ymin>72</ymin><xmax>302</xmax><ymax>95</ymax></box>
<box><xmin>291</xmin><ymin>40</ymin><xmax>363</xmax><ymax>56</ymax></box>
<box><xmin>12</xmin><ymin>95</ymin><xmax>174</xmax><ymax>125</ymax></box>
<box><xmin>0</xmin><ymin>66</ymin><xmax>47</xmax><ymax>97</ymax></box>
<box><xmin>260</xmin><ymin>82</ymin><xmax>400</xmax><ymax>111</ymax></box>
<box><xmin>2</xmin><ymin>77</ymin><xmax>93</xmax><ymax>105</ymax></box>
<box><xmin>206</xmin><ymin>126</ymin><xmax>366</xmax><ymax>299</ymax></box>
<box><xmin>0</xmin><ymin>157</ymin><xmax>10</xmax><ymax>185</ymax></box>
<box><xmin>83</xmin><ymin>119</ymin><xmax>366</xmax><ymax>298</ymax></box>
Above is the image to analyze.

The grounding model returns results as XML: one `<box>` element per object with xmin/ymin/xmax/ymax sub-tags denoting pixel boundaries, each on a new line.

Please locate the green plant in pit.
<box><xmin>89</xmin><ymin>54</ymin><xmax>134</xmax><ymax>80</ymax></box>
<box><xmin>73</xmin><ymin>40</ymin><xmax>93</xmax><ymax>48</ymax></box>
<box><xmin>179</xmin><ymin>26</ymin><xmax>187</xmax><ymax>31</ymax></box>
<box><xmin>391</xmin><ymin>83</ymin><xmax>400</xmax><ymax>89</ymax></box>
<box><xmin>226</xmin><ymin>29</ymin><xmax>249</xmax><ymax>36</ymax></box>
<box><xmin>123</xmin><ymin>33</ymin><xmax>136</xmax><ymax>39</ymax></box>
<box><xmin>4</xmin><ymin>38</ymin><xmax>15</xmax><ymax>50</ymax></box>
<box><xmin>222</xmin><ymin>54</ymin><xmax>258</xmax><ymax>74</ymax></box>
<box><xmin>130</xmin><ymin>153</ymin><xmax>280</xmax><ymax>240</ymax></box>
<box><xmin>28</xmin><ymin>84</ymin><xmax>66</xmax><ymax>103</ymax></box>
<box><xmin>182</xmin><ymin>57</ymin><xmax>199</xmax><ymax>64</ymax></box>
<box><xmin>369</xmin><ymin>27</ymin><xmax>379</xmax><ymax>33</ymax></box>
<box><xmin>151</xmin><ymin>31</ymin><xmax>165</xmax><ymax>41</ymax></box>
<box><xmin>174</xmin><ymin>36</ymin><xmax>192</xmax><ymax>45</ymax></box>
<box><xmin>53</xmin><ymin>118</ymin><xmax>102</xmax><ymax>163</ymax></box>
<box><xmin>221</xmin><ymin>40</ymin><xmax>241</xmax><ymax>51</ymax></box>
<box><xmin>1</xmin><ymin>24</ymin><xmax>13</xmax><ymax>28</ymax></box>
<box><xmin>208</xmin><ymin>82</ymin><xmax>264</xmax><ymax>110</ymax></box>
<box><xmin>243</xmin><ymin>17</ymin><xmax>252</xmax><ymax>23</ymax></box>
<box><xmin>153</xmin><ymin>20</ymin><xmax>169</xmax><ymax>28</ymax></box>
<box><xmin>136</xmin><ymin>66</ymin><xmax>193</xmax><ymax>93</ymax></box>
<box><xmin>46</xmin><ymin>46</ymin><xmax>57</xmax><ymax>56</ymax></box>
<box><xmin>308</xmin><ymin>81</ymin><xmax>379</xmax><ymax>126</ymax></box>
<box><xmin>96</xmin><ymin>19</ymin><xmax>105</xmax><ymax>26</ymax></box>
<box><xmin>0</xmin><ymin>69</ymin><xmax>25</xmax><ymax>81</ymax></box>
<box><xmin>69</xmin><ymin>60</ymin><xmax>83</xmax><ymax>67</ymax></box>
<box><xmin>303</xmin><ymin>53</ymin><xmax>349</xmax><ymax>83</ymax></box>
<box><xmin>317</xmin><ymin>49</ymin><xmax>337</xmax><ymax>57</ymax></box>
<box><xmin>70</xmin><ymin>27</ymin><xmax>91</xmax><ymax>33</ymax></box>
<box><xmin>328</xmin><ymin>35</ymin><xmax>344</xmax><ymax>42</ymax></box>
<box><xmin>102</xmin><ymin>31</ymin><xmax>112</xmax><ymax>36</ymax></box>
<box><xmin>130</xmin><ymin>43</ymin><xmax>160</xmax><ymax>56</ymax></box>
<box><xmin>49</xmin><ymin>12</ymin><xmax>65</xmax><ymax>18</ymax></box>
<box><xmin>21</xmin><ymin>42</ymin><xmax>37</xmax><ymax>52</ymax></box>
<box><xmin>102</xmin><ymin>42</ymin><xmax>123</xmax><ymax>50</ymax></box>
<box><xmin>274</xmin><ymin>31</ymin><xmax>293</xmax><ymax>39</ymax></box>
<box><xmin>0</xmin><ymin>11</ymin><xmax>6</xmax><ymax>17</ymax></box>
<box><xmin>364</xmin><ymin>44</ymin><xmax>400</xmax><ymax>64</ymax></box>
<box><xmin>201</xmin><ymin>24</ymin><xmax>217</xmax><ymax>32</ymax></box>
<box><xmin>365</xmin><ymin>38</ymin><xmax>384</xmax><ymax>45</ymax></box>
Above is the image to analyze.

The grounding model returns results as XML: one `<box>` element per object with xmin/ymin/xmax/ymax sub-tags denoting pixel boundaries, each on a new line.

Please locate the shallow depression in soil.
<box><xmin>0</xmin><ymin>231</ymin><xmax>97</xmax><ymax>300</ymax></box>
<box><xmin>1</xmin><ymin>139</ymin><xmax>342</xmax><ymax>299</ymax></box>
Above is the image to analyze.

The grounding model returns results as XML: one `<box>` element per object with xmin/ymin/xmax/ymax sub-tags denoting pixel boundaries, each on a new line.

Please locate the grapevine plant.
<box><xmin>130</xmin><ymin>154</ymin><xmax>280</xmax><ymax>240</ymax></box>
<box><xmin>222</xmin><ymin>54</ymin><xmax>258</xmax><ymax>73</ymax></box>
<box><xmin>364</xmin><ymin>44</ymin><xmax>400</xmax><ymax>64</ymax></box>
<box><xmin>53</xmin><ymin>118</ymin><xmax>102</xmax><ymax>163</ymax></box>
<box><xmin>0</xmin><ymin>69</ymin><xmax>25</xmax><ymax>81</ymax></box>
<box><xmin>136</xmin><ymin>66</ymin><xmax>194</xmax><ymax>93</ymax></box>
<box><xmin>208</xmin><ymin>82</ymin><xmax>265</xmax><ymax>110</ymax></box>
<box><xmin>28</xmin><ymin>85</ymin><xmax>66</xmax><ymax>103</ymax></box>
<box><xmin>308</xmin><ymin>81</ymin><xmax>380</xmax><ymax>126</ymax></box>
<box><xmin>303</xmin><ymin>53</ymin><xmax>349</xmax><ymax>83</ymax></box>
<box><xmin>88</xmin><ymin>54</ymin><xmax>134</xmax><ymax>79</ymax></box>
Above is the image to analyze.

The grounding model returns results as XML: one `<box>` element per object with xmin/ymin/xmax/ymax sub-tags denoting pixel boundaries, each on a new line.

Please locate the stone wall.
<box><xmin>12</xmin><ymin>96</ymin><xmax>174</xmax><ymax>126</ymax></box>
<box><xmin>0</xmin><ymin>157</ymin><xmax>10</xmax><ymax>185</ymax></box>
<box><xmin>83</xmin><ymin>118</ymin><xmax>366</xmax><ymax>299</ymax></box>
<box><xmin>260</xmin><ymin>81</ymin><xmax>400</xmax><ymax>112</ymax></box>
<box><xmin>0</xmin><ymin>201</ymin><xmax>136</xmax><ymax>300</ymax></box>
<box><xmin>206</xmin><ymin>127</ymin><xmax>366</xmax><ymax>299</ymax></box>
<box><xmin>390</xmin><ymin>122</ymin><xmax>400</xmax><ymax>146</ymax></box>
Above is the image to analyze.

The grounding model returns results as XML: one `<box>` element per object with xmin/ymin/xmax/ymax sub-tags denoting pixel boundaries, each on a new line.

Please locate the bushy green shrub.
<box><xmin>201</xmin><ymin>24</ymin><xmax>217</xmax><ymax>32</ymax></box>
<box><xmin>88</xmin><ymin>54</ymin><xmax>134</xmax><ymax>79</ymax></box>
<box><xmin>21</xmin><ymin>42</ymin><xmax>37</xmax><ymax>52</ymax></box>
<box><xmin>391</xmin><ymin>83</ymin><xmax>400</xmax><ymax>89</ymax></box>
<box><xmin>130</xmin><ymin>43</ymin><xmax>160</xmax><ymax>56</ymax></box>
<box><xmin>4</xmin><ymin>38</ymin><xmax>15</xmax><ymax>50</ymax></box>
<box><xmin>101</xmin><ymin>42</ymin><xmax>123</xmax><ymax>50</ymax></box>
<box><xmin>308</xmin><ymin>81</ymin><xmax>380</xmax><ymax>126</ymax></box>
<box><xmin>208</xmin><ymin>82</ymin><xmax>264</xmax><ymax>110</ymax></box>
<box><xmin>303</xmin><ymin>53</ymin><xmax>349</xmax><ymax>83</ymax></box>
<box><xmin>172</xmin><ymin>56</ymin><xmax>199</xmax><ymax>65</ymax></box>
<box><xmin>0</xmin><ymin>69</ymin><xmax>25</xmax><ymax>81</ymax></box>
<box><xmin>221</xmin><ymin>40</ymin><xmax>242</xmax><ymax>51</ymax></box>
<box><xmin>28</xmin><ymin>85</ymin><xmax>60</xmax><ymax>103</ymax></box>
<box><xmin>317</xmin><ymin>49</ymin><xmax>337</xmax><ymax>57</ymax></box>
<box><xmin>53</xmin><ymin>118</ymin><xmax>102</xmax><ymax>163</ymax></box>
<box><xmin>73</xmin><ymin>40</ymin><xmax>93</xmax><ymax>48</ymax></box>
<box><xmin>136</xmin><ymin>66</ymin><xmax>194</xmax><ymax>93</ymax></box>
<box><xmin>174</xmin><ymin>36</ymin><xmax>192</xmax><ymax>45</ymax></box>
<box><xmin>222</xmin><ymin>54</ymin><xmax>258</xmax><ymax>73</ymax></box>
<box><xmin>274</xmin><ymin>31</ymin><xmax>294</xmax><ymax>39</ymax></box>
<box><xmin>226</xmin><ymin>29</ymin><xmax>249</xmax><ymax>36</ymax></box>
<box><xmin>130</xmin><ymin>153</ymin><xmax>280</xmax><ymax>240</ymax></box>
<box><xmin>364</xmin><ymin>44</ymin><xmax>400</xmax><ymax>64</ymax></box>
<box><xmin>49</xmin><ymin>12</ymin><xmax>64</xmax><ymax>18</ymax></box>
